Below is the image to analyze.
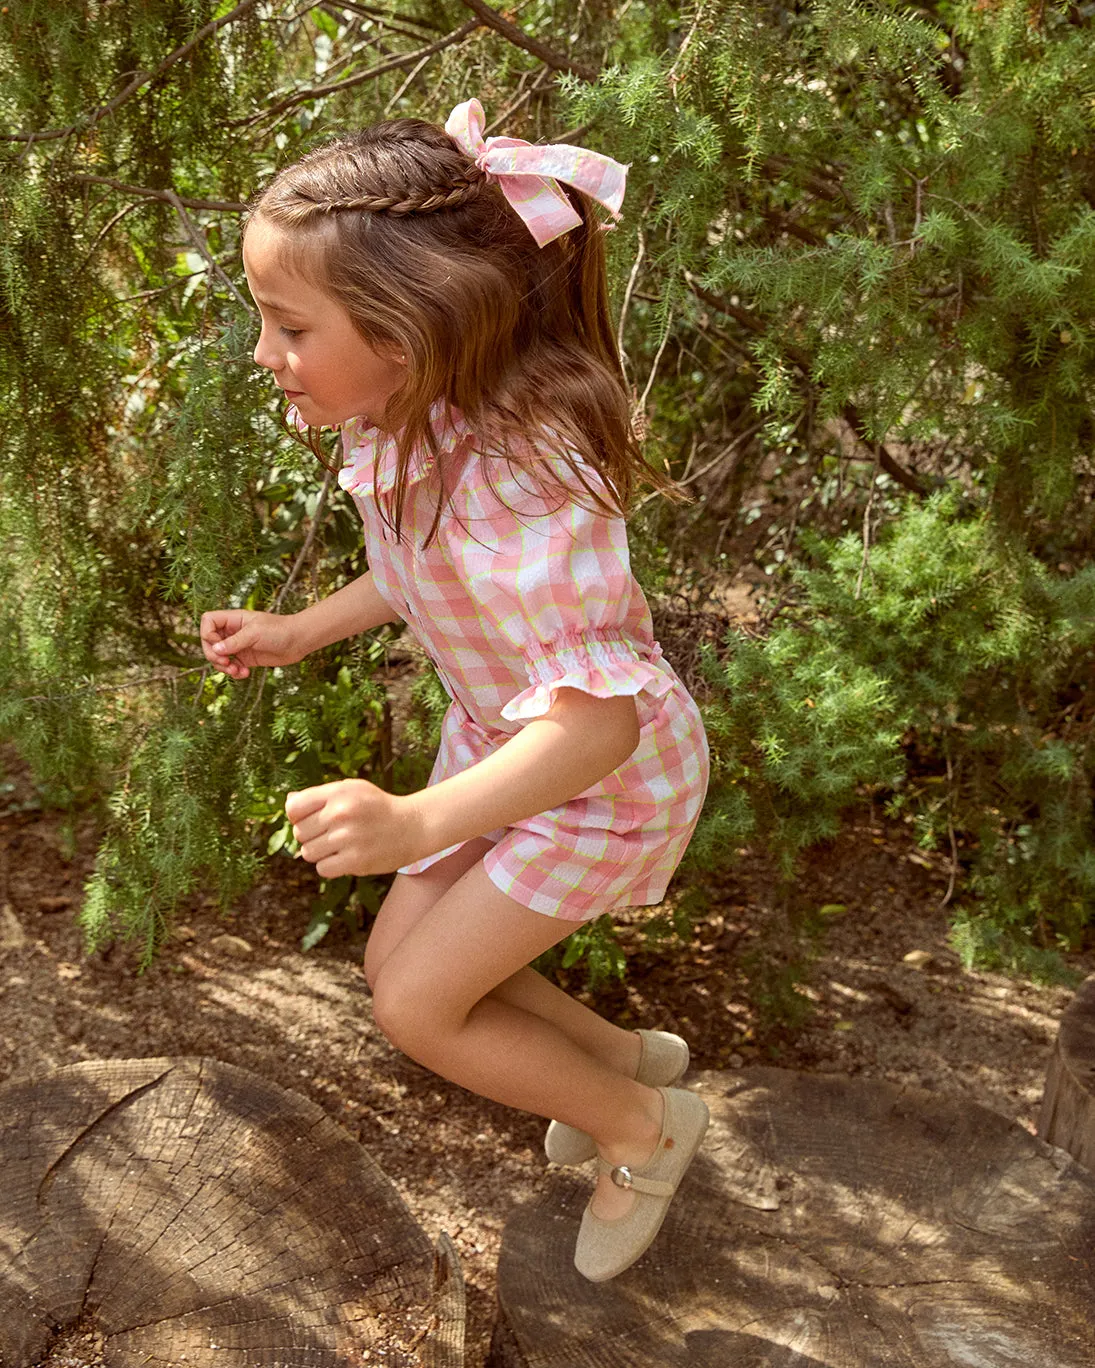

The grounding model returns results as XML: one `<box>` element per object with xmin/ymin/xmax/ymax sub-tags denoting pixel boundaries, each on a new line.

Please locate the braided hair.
<box><xmin>252</xmin><ymin>119</ymin><xmax>489</xmax><ymax>226</ymax></box>
<box><xmin>248</xmin><ymin>117</ymin><xmax>676</xmax><ymax>538</ymax></box>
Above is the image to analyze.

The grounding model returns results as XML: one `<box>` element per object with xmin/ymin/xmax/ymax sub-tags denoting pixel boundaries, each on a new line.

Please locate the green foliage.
<box><xmin>80</xmin><ymin>700</ymin><xmax>262</xmax><ymax>968</ymax></box>
<box><xmin>536</xmin><ymin>915</ymin><xmax>627</xmax><ymax>991</ymax></box>
<box><xmin>401</xmin><ymin>665</ymin><xmax>451</xmax><ymax>766</ymax></box>
<box><xmin>0</xmin><ymin>1</ymin><xmax>483</xmax><ymax>957</ymax></box>
<box><xmin>568</xmin><ymin>1</ymin><xmax>1095</xmax><ymax>971</ymax></box>
<box><xmin>2</xmin><ymin>1</ymin><xmax>1094</xmax><ymax>983</ymax></box>
<box><xmin>254</xmin><ymin>652</ymin><xmax>391</xmax><ymax>949</ymax></box>
<box><xmin>696</xmin><ymin>493</ymin><xmax>1095</xmax><ymax>972</ymax></box>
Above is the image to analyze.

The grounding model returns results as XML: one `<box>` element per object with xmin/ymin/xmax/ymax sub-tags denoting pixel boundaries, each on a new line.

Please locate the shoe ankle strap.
<box><xmin>596</xmin><ymin>1158</ymin><xmax>674</xmax><ymax>1198</ymax></box>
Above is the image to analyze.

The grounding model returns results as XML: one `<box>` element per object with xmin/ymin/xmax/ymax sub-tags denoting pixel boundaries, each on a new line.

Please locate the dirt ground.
<box><xmin>2</xmin><ymin>752</ymin><xmax>1093</xmax><ymax>1367</ymax></box>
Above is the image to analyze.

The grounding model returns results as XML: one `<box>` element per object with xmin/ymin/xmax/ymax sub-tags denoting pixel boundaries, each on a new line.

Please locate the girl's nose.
<box><xmin>253</xmin><ymin>327</ymin><xmax>280</xmax><ymax>372</ymax></box>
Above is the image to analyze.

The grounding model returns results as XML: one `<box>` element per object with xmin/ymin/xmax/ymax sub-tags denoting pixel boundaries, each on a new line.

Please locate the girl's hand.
<box><xmin>200</xmin><ymin>609</ymin><xmax>305</xmax><ymax>679</ymax></box>
<box><xmin>286</xmin><ymin>780</ymin><xmax>426</xmax><ymax>878</ymax></box>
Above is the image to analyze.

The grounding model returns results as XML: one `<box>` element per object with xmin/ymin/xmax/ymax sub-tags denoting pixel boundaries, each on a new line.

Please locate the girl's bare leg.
<box><xmin>367</xmin><ymin>857</ymin><xmax>663</xmax><ymax>1219</ymax></box>
<box><xmin>364</xmin><ymin>843</ymin><xmax>641</xmax><ymax>1079</ymax></box>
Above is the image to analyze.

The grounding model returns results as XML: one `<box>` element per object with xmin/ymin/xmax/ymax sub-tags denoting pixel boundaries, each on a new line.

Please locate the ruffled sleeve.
<box><xmin>503</xmin><ymin>628</ymin><xmax>671</xmax><ymax>723</ymax></box>
<box><xmin>441</xmin><ymin>456</ymin><xmax>674</xmax><ymax>726</ymax></box>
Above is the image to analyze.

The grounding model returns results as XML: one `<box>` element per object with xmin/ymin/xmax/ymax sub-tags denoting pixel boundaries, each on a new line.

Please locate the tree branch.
<box><xmin>164</xmin><ymin>192</ymin><xmax>253</xmax><ymax>315</ymax></box>
<box><xmin>685</xmin><ymin>275</ymin><xmax>927</xmax><ymax>494</ymax></box>
<box><xmin>230</xmin><ymin>17</ymin><xmax>480</xmax><ymax>127</ymax></box>
<box><xmin>323</xmin><ymin>1</ymin><xmax>447</xmax><ymax>37</ymax></box>
<box><xmin>71</xmin><ymin>175</ymin><xmax>247</xmax><ymax>213</ymax></box>
<box><xmin>457</xmin><ymin>0</ymin><xmax>599</xmax><ymax>81</ymax></box>
<box><xmin>273</xmin><ymin>465</ymin><xmax>337</xmax><ymax>611</ymax></box>
<box><xmin>21</xmin><ymin>666</ymin><xmax>208</xmax><ymax>705</ymax></box>
<box><xmin>841</xmin><ymin>402</ymin><xmax>926</xmax><ymax>494</ymax></box>
<box><xmin>761</xmin><ymin>154</ymin><xmax>846</xmax><ymax>204</ymax></box>
<box><xmin>0</xmin><ymin>0</ymin><xmax>261</xmax><ymax>144</ymax></box>
<box><xmin>761</xmin><ymin>207</ymin><xmax>825</xmax><ymax>247</ymax></box>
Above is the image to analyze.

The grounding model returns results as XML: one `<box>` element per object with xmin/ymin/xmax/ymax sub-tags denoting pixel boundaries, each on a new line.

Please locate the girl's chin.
<box><xmin>287</xmin><ymin>396</ymin><xmax>330</xmax><ymax>419</ymax></box>
<box><xmin>285</xmin><ymin>398</ymin><xmax>372</xmax><ymax>429</ymax></box>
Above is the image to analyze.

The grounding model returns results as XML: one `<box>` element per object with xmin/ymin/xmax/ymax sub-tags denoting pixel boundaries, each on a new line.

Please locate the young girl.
<box><xmin>200</xmin><ymin>100</ymin><xmax>710</xmax><ymax>1283</ymax></box>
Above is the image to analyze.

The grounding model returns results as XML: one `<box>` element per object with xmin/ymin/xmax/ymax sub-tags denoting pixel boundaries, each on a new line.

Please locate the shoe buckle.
<box><xmin>611</xmin><ymin>1164</ymin><xmax>634</xmax><ymax>1190</ymax></box>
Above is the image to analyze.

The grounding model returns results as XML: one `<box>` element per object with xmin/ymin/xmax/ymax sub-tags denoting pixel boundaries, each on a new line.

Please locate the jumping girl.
<box><xmin>200</xmin><ymin>100</ymin><xmax>710</xmax><ymax>1282</ymax></box>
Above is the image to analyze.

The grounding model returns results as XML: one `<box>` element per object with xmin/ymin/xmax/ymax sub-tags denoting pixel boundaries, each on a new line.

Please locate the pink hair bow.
<box><xmin>444</xmin><ymin>98</ymin><xmax>627</xmax><ymax>248</ymax></box>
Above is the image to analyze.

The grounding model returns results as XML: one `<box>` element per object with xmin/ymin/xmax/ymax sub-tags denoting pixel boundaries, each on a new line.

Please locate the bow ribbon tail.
<box><xmin>492</xmin><ymin>172</ymin><xmax>583</xmax><ymax>248</ymax></box>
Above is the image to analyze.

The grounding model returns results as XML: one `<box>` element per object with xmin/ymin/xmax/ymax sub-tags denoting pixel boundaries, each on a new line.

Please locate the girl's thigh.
<box><xmin>372</xmin><ymin>860</ymin><xmax>578</xmax><ymax>1030</ymax></box>
<box><xmin>362</xmin><ymin>836</ymin><xmax>495</xmax><ymax>987</ymax></box>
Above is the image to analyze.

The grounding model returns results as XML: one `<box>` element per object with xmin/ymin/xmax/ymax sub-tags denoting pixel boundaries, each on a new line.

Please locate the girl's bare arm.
<box><xmin>412</xmin><ymin>689</ymin><xmax>640</xmax><ymax>854</ymax></box>
<box><xmin>291</xmin><ymin>570</ymin><xmax>400</xmax><ymax>655</ymax></box>
<box><xmin>201</xmin><ymin>571</ymin><xmax>399</xmax><ymax>679</ymax></box>
<box><xmin>286</xmin><ymin>688</ymin><xmax>641</xmax><ymax>878</ymax></box>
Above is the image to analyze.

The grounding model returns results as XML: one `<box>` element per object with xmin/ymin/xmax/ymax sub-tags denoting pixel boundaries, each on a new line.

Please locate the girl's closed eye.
<box><xmin>280</xmin><ymin>326</ymin><xmax>303</xmax><ymax>338</ymax></box>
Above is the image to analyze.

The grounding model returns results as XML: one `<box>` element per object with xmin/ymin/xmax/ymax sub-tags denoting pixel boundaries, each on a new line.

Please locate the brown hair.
<box><xmin>248</xmin><ymin>117</ymin><xmax>677</xmax><ymax>538</ymax></box>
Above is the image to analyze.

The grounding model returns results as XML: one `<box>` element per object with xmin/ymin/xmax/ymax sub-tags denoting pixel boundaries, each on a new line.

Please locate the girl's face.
<box><xmin>243</xmin><ymin>216</ymin><xmax>406</xmax><ymax>428</ymax></box>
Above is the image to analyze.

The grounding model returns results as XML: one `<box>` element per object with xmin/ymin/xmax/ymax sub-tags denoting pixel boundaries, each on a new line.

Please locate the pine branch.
<box><xmin>20</xmin><ymin>667</ymin><xmax>209</xmax><ymax>705</ymax></box>
<box><xmin>685</xmin><ymin>276</ymin><xmax>927</xmax><ymax>494</ymax></box>
<box><xmin>761</xmin><ymin>154</ymin><xmax>846</xmax><ymax>205</ymax></box>
<box><xmin>164</xmin><ymin>191</ymin><xmax>253</xmax><ymax>314</ymax></box>
<box><xmin>841</xmin><ymin>402</ymin><xmax>926</xmax><ymax>495</ymax></box>
<box><xmin>273</xmin><ymin>466</ymin><xmax>337</xmax><ymax>611</ymax></box>
<box><xmin>761</xmin><ymin>207</ymin><xmax>825</xmax><ymax>247</ymax></box>
<box><xmin>231</xmin><ymin>17</ymin><xmax>481</xmax><ymax>127</ymax></box>
<box><xmin>687</xmin><ymin>276</ymin><xmax>767</xmax><ymax>339</ymax></box>
<box><xmin>322</xmin><ymin>1</ymin><xmax>448</xmax><ymax>37</ymax></box>
<box><xmin>457</xmin><ymin>0</ymin><xmax>598</xmax><ymax>81</ymax></box>
<box><xmin>0</xmin><ymin>0</ymin><xmax>261</xmax><ymax>144</ymax></box>
<box><xmin>71</xmin><ymin>175</ymin><xmax>247</xmax><ymax>213</ymax></box>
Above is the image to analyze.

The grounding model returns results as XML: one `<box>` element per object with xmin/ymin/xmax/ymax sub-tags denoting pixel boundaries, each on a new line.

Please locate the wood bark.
<box><xmin>1039</xmin><ymin>973</ymin><xmax>1095</xmax><ymax>1172</ymax></box>
<box><xmin>0</xmin><ymin>1057</ymin><xmax>463</xmax><ymax>1368</ymax></box>
<box><xmin>492</xmin><ymin>1067</ymin><xmax>1095</xmax><ymax>1367</ymax></box>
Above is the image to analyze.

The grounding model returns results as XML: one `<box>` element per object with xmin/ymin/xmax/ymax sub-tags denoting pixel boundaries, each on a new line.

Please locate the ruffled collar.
<box><xmin>337</xmin><ymin>403</ymin><xmax>472</xmax><ymax>499</ymax></box>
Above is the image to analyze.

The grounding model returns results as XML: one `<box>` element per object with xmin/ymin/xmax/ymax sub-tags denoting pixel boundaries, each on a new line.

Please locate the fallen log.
<box><xmin>492</xmin><ymin>1068</ymin><xmax>1095</xmax><ymax>1367</ymax></box>
<box><xmin>0</xmin><ymin>1057</ymin><xmax>463</xmax><ymax>1368</ymax></box>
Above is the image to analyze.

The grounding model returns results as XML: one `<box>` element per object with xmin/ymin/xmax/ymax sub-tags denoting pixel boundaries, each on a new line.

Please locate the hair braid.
<box><xmin>301</xmin><ymin>168</ymin><xmax>486</xmax><ymax>219</ymax></box>
<box><xmin>255</xmin><ymin>119</ymin><xmax>488</xmax><ymax>227</ymax></box>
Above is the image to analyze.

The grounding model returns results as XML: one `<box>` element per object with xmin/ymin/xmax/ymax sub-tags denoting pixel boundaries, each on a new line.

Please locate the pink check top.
<box><xmin>337</xmin><ymin>410</ymin><xmax>709</xmax><ymax>921</ymax></box>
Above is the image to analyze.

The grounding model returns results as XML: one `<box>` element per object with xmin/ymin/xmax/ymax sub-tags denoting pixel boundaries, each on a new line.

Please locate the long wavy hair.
<box><xmin>248</xmin><ymin>116</ymin><xmax>677</xmax><ymax>539</ymax></box>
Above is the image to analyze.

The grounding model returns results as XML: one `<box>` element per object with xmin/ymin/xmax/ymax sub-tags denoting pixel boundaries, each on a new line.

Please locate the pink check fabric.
<box><xmin>444</xmin><ymin>98</ymin><xmax>627</xmax><ymax>247</ymax></box>
<box><xmin>338</xmin><ymin>411</ymin><xmax>709</xmax><ymax>921</ymax></box>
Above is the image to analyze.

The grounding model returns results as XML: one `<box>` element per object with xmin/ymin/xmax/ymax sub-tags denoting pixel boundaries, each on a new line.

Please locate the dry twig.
<box><xmin>273</xmin><ymin>466</ymin><xmax>338</xmax><ymax>612</ymax></box>
<box><xmin>457</xmin><ymin>0</ymin><xmax>598</xmax><ymax>80</ymax></box>
<box><xmin>71</xmin><ymin>175</ymin><xmax>246</xmax><ymax>214</ymax></box>
<box><xmin>164</xmin><ymin>192</ymin><xmax>253</xmax><ymax>315</ymax></box>
<box><xmin>230</xmin><ymin>17</ymin><xmax>480</xmax><ymax>127</ymax></box>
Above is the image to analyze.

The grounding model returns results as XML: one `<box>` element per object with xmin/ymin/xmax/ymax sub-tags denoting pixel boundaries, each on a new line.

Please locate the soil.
<box><xmin>2</xmin><ymin>748</ymin><xmax>1092</xmax><ymax>1368</ymax></box>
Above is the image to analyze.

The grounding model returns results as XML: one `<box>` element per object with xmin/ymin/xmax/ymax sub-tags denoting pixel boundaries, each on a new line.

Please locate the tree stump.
<box><xmin>0</xmin><ymin>1057</ymin><xmax>463</xmax><ymax>1368</ymax></box>
<box><xmin>492</xmin><ymin>1068</ymin><xmax>1095</xmax><ymax>1367</ymax></box>
<box><xmin>1039</xmin><ymin>974</ymin><xmax>1095</xmax><ymax>1172</ymax></box>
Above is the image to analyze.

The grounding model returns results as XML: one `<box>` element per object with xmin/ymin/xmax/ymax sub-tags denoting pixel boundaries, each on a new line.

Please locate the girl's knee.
<box><xmin>370</xmin><ymin>964</ymin><xmax>443</xmax><ymax>1060</ymax></box>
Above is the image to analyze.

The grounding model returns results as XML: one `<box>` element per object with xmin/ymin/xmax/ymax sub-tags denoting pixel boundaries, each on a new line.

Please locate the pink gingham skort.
<box><xmin>337</xmin><ymin>410</ymin><xmax>709</xmax><ymax>922</ymax></box>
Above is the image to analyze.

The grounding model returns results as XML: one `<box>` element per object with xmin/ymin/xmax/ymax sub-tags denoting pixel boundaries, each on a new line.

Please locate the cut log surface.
<box><xmin>0</xmin><ymin>1057</ymin><xmax>461</xmax><ymax>1368</ymax></box>
<box><xmin>492</xmin><ymin>1068</ymin><xmax>1095</xmax><ymax>1368</ymax></box>
<box><xmin>1039</xmin><ymin>973</ymin><xmax>1095</xmax><ymax>1172</ymax></box>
